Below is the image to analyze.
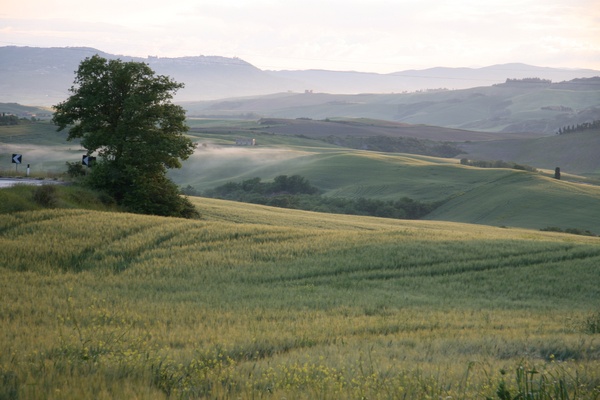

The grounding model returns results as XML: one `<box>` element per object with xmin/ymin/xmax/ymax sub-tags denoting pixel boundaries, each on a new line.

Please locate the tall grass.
<box><xmin>0</xmin><ymin>185</ymin><xmax>118</xmax><ymax>214</ymax></box>
<box><xmin>1</xmin><ymin>199</ymin><xmax>599</xmax><ymax>398</ymax></box>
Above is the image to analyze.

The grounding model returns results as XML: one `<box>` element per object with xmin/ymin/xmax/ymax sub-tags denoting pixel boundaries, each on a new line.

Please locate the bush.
<box><xmin>122</xmin><ymin>175</ymin><xmax>200</xmax><ymax>218</ymax></box>
<box><xmin>180</xmin><ymin>185</ymin><xmax>200</xmax><ymax>196</ymax></box>
<box><xmin>32</xmin><ymin>185</ymin><xmax>58</xmax><ymax>207</ymax></box>
<box><xmin>65</xmin><ymin>161</ymin><xmax>87</xmax><ymax>178</ymax></box>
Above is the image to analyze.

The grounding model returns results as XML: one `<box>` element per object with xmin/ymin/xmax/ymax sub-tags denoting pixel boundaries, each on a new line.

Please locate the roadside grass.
<box><xmin>0</xmin><ymin>184</ymin><xmax>118</xmax><ymax>214</ymax></box>
<box><xmin>1</xmin><ymin>200</ymin><xmax>599</xmax><ymax>398</ymax></box>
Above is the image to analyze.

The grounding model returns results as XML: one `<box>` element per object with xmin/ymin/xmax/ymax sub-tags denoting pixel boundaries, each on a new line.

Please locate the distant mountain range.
<box><xmin>1</xmin><ymin>46</ymin><xmax>599</xmax><ymax>106</ymax></box>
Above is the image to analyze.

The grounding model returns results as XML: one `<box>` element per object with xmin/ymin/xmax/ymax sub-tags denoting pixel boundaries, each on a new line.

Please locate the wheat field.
<box><xmin>1</xmin><ymin>198</ymin><xmax>599</xmax><ymax>399</ymax></box>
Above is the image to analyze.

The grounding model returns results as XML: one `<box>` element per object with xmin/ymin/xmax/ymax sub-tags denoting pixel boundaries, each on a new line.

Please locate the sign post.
<box><xmin>12</xmin><ymin>154</ymin><xmax>22</xmax><ymax>173</ymax></box>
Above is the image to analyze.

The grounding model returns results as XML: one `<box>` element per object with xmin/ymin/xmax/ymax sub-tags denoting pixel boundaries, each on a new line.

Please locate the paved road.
<box><xmin>0</xmin><ymin>178</ymin><xmax>66</xmax><ymax>188</ymax></box>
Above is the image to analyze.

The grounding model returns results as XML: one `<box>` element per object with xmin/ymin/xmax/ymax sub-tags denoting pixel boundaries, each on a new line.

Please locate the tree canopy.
<box><xmin>53</xmin><ymin>55</ymin><xmax>198</xmax><ymax>218</ymax></box>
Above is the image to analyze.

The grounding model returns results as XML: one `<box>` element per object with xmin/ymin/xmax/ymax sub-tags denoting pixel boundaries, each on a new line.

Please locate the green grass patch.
<box><xmin>427</xmin><ymin>171</ymin><xmax>600</xmax><ymax>232</ymax></box>
<box><xmin>0</xmin><ymin>184</ymin><xmax>118</xmax><ymax>214</ymax></box>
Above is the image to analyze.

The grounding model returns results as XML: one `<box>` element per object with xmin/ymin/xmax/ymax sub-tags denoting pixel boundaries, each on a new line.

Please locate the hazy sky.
<box><xmin>1</xmin><ymin>0</ymin><xmax>599</xmax><ymax>73</ymax></box>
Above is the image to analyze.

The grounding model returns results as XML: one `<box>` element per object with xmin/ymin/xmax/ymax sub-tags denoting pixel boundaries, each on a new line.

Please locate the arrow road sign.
<box><xmin>82</xmin><ymin>155</ymin><xmax>96</xmax><ymax>167</ymax></box>
<box><xmin>12</xmin><ymin>154</ymin><xmax>22</xmax><ymax>164</ymax></box>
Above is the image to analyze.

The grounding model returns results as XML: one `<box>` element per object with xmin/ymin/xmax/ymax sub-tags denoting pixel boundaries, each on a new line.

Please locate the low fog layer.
<box><xmin>170</xmin><ymin>145</ymin><xmax>316</xmax><ymax>189</ymax></box>
<box><xmin>0</xmin><ymin>143</ymin><xmax>85</xmax><ymax>173</ymax></box>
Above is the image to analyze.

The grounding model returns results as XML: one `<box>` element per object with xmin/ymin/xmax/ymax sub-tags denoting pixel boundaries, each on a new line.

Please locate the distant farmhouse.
<box><xmin>235</xmin><ymin>138</ymin><xmax>256</xmax><ymax>146</ymax></box>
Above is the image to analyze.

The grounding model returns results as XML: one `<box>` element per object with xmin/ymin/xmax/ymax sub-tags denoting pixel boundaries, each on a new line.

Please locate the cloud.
<box><xmin>1</xmin><ymin>0</ymin><xmax>599</xmax><ymax>72</ymax></box>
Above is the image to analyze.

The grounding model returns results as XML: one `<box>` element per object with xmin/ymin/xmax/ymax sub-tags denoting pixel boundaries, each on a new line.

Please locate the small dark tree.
<box><xmin>52</xmin><ymin>55</ymin><xmax>198</xmax><ymax>218</ymax></box>
<box><xmin>554</xmin><ymin>167</ymin><xmax>561</xmax><ymax>180</ymax></box>
<box><xmin>65</xmin><ymin>161</ymin><xmax>86</xmax><ymax>178</ymax></box>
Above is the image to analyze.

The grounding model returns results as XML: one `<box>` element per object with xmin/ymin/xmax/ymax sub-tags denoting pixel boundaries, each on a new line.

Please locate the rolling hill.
<box><xmin>3</xmin><ymin>46</ymin><xmax>598</xmax><ymax>137</ymax></box>
<box><xmin>2</xmin><ymin>120</ymin><xmax>600</xmax><ymax>232</ymax></box>
<box><xmin>253</xmin><ymin>117</ymin><xmax>531</xmax><ymax>141</ymax></box>
<box><xmin>0</xmin><ymin>46</ymin><xmax>296</xmax><ymax>106</ymax></box>
<box><xmin>0</xmin><ymin>102</ymin><xmax>52</xmax><ymax>118</ymax></box>
<box><xmin>425</xmin><ymin>171</ymin><xmax>600</xmax><ymax>230</ymax></box>
<box><xmin>270</xmin><ymin>63</ymin><xmax>600</xmax><ymax>94</ymax></box>
<box><xmin>458</xmin><ymin>128</ymin><xmax>600</xmax><ymax>178</ymax></box>
<box><xmin>184</xmin><ymin>117</ymin><xmax>600</xmax><ymax>177</ymax></box>
<box><xmin>183</xmin><ymin>77</ymin><xmax>600</xmax><ymax>134</ymax></box>
<box><xmin>2</xmin><ymin>45</ymin><xmax>599</xmax><ymax>114</ymax></box>
<box><xmin>175</xmin><ymin>129</ymin><xmax>600</xmax><ymax>233</ymax></box>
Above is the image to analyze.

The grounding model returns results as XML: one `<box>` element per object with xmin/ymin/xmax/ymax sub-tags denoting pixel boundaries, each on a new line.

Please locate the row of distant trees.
<box><xmin>195</xmin><ymin>175</ymin><xmax>442</xmax><ymax>220</ymax></box>
<box><xmin>556</xmin><ymin>120</ymin><xmax>600</xmax><ymax>135</ymax></box>
<box><xmin>502</xmin><ymin>77</ymin><xmax>552</xmax><ymax>85</ymax></box>
<box><xmin>459</xmin><ymin>158</ymin><xmax>537</xmax><ymax>172</ymax></box>
<box><xmin>0</xmin><ymin>114</ymin><xmax>19</xmax><ymax>125</ymax></box>
<box><xmin>0</xmin><ymin>113</ymin><xmax>38</xmax><ymax>125</ymax></box>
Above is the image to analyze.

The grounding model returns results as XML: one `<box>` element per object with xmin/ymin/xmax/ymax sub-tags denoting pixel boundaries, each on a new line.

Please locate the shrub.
<box><xmin>32</xmin><ymin>185</ymin><xmax>58</xmax><ymax>207</ymax></box>
<box><xmin>122</xmin><ymin>174</ymin><xmax>200</xmax><ymax>218</ymax></box>
<box><xmin>180</xmin><ymin>184</ymin><xmax>200</xmax><ymax>196</ymax></box>
<box><xmin>65</xmin><ymin>161</ymin><xmax>87</xmax><ymax>178</ymax></box>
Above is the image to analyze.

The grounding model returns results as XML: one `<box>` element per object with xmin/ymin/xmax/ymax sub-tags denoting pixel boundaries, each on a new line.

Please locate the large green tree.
<box><xmin>53</xmin><ymin>55</ymin><xmax>198</xmax><ymax>218</ymax></box>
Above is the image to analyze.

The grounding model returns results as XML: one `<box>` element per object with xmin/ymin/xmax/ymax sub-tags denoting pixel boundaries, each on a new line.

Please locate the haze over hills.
<box><xmin>2</xmin><ymin>45</ymin><xmax>600</xmax><ymax>184</ymax></box>
<box><xmin>269</xmin><ymin>64</ymin><xmax>600</xmax><ymax>95</ymax></box>
<box><xmin>185</xmin><ymin>77</ymin><xmax>600</xmax><ymax>135</ymax></box>
<box><xmin>0</xmin><ymin>46</ymin><xmax>295</xmax><ymax>106</ymax></box>
<box><xmin>1</xmin><ymin>46</ymin><xmax>599</xmax><ymax>107</ymax></box>
<box><xmin>182</xmin><ymin>118</ymin><xmax>600</xmax><ymax>178</ymax></box>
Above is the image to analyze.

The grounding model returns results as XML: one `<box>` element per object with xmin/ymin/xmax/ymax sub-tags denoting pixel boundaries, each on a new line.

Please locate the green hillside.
<box><xmin>1</xmin><ymin>201</ymin><xmax>599</xmax><ymax>399</ymax></box>
<box><xmin>3</xmin><ymin>120</ymin><xmax>600</xmax><ymax>232</ymax></box>
<box><xmin>170</xmin><ymin>129</ymin><xmax>600</xmax><ymax>232</ymax></box>
<box><xmin>185</xmin><ymin>117</ymin><xmax>600</xmax><ymax>178</ymax></box>
<box><xmin>172</xmin><ymin>137</ymin><xmax>506</xmax><ymax>202</ymax></box>
<box><xmin>426</xmin><ymin>171</ymin><xmax>600</xmax><ymax>231</ymax></box>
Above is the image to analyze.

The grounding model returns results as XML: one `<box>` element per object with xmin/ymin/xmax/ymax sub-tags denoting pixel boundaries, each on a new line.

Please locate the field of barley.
<box><xmin>1</xmin><ymin>196</ymin><xmax>599</xmax><ymax>399</ymax></box>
